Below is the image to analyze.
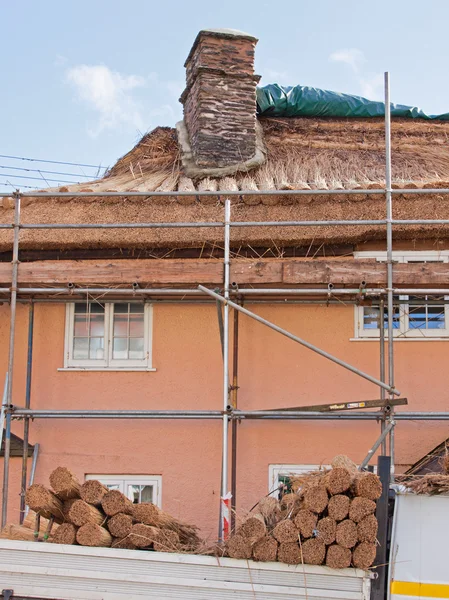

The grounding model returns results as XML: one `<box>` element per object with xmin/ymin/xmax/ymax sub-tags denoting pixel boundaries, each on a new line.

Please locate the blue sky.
<box><xmin>1</xmin><ymin>0</ymin><xmax>449</xmax><ymax>188</ymax></box>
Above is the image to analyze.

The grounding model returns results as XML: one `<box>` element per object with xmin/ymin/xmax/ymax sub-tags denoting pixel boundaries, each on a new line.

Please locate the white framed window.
<box><xmin>354</xmin><ymin>251</ymin><xmax>449</xmax><ymax>339</ymax></box>
<box><xmin>85</xmin><ymin>474</ymin><xmax>162</xmax><ymax>507</ymax></box>
<box><xmin>64</xmin><ymin>301</ymin><xmax>153</xmax><ymax>369</ymax></box>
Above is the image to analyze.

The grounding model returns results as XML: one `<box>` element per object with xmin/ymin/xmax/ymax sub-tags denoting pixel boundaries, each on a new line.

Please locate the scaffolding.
<box><xmin>2</xmin><ymin>73</ymin><xmax>449</xmax><ymax>538</ymax></box>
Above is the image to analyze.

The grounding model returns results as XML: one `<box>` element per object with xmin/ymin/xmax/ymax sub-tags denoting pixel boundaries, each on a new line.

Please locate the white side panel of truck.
<box><xmin>0</xmin><ymin>540</ymin><xmax>371</xmax><ymax>600</ymax></box>
<box><xmin>389</xmin><ymin>493</ymin><xmax>449</xmax><ymax>600</ymax></box>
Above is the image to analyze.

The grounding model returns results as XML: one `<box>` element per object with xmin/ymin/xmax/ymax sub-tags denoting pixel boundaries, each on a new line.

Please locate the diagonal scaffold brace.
<box><xmin>198</xmin><ymin>286</ymin><xmax>400</xmax><ymax>397</ymax></box>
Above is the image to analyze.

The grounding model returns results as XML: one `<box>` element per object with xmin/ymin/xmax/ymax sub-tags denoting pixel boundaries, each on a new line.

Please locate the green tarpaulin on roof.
<box><xmin>256</xmin><ymin>84</ymin><xmax>449</xmax><ymax>120</ymax></box>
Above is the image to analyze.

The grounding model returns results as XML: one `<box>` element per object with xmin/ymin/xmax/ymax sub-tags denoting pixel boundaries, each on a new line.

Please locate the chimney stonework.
<box><xmin>180</xmin><ymin>29</ymin><xmax>261</xmax><ymax>170</ymax></box>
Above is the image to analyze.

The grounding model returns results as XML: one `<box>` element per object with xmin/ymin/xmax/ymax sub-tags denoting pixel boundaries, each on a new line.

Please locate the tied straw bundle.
<box><xmin>225</xmin><ymin>455</ymin><xmax>381</xmax><ymax>570</ymax></box>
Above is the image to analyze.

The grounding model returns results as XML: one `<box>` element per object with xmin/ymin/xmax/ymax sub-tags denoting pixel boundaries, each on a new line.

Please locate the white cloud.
<box><xmin>359</xmin><ymin>73</ymin><xmax>384</xmax><ymax>100</ymax></box>
<box><xmin>66</xmin><ymin>65</ymin><xmax>146</xmax><ymax>137</ymax></box>
<box><xmin>329</xmin><ymin>48</ymin><xmax>366</xmax><ymax>73</ymax></box>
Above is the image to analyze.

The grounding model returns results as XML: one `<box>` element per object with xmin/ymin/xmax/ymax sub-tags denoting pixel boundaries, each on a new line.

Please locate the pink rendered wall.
<box><xmin>1</xmin><ymin>301</ymin><xmax>448</xmax><ymax>538</ymax></box>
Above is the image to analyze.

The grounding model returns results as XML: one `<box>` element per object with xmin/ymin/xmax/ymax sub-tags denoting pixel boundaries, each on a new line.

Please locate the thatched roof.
<box><xmin>2</xmin><ymin>117</ymin><xmax>449</xmax><ymax>251</ymax></box>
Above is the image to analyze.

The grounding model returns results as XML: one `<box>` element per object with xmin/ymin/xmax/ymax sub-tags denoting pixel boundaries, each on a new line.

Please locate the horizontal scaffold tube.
<box><xmin>11</xmin><ymin>408</ymin><xmax>449</xmax><ymax>420</ymax></box>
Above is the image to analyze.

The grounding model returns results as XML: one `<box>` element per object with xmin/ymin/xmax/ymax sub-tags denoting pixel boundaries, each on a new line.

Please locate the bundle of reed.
<box><xmin>398</xmin><ymin>473</ymin><xmax>449</xmax><ymax>495</ymax></box>
<box><xmin>131</xmin><ymin>502</ymin><xmax>200</xmax><ymax>547</ymax></box>
<box><xmin>80</xmin><ymin>480</ymin><xmax>109</xmax><ymax>506</ymax></box>
<box><xmin>101</xmin><ymin>490</ymin><xmax>134</xmax><ymax>517</ymax></box>
<box><xmin>23</xmin><ymin>510</ymin><xmax>60</xmax><ymax>536</ymax></box>
<box><xmin>128</xmin><ymin>523</ymin><xmax>159</xmax><ymax>548</ymax></box>
<box><xmin>49</xmin><ymin>467</ymin><xmax>81</xmax><ymax>500</ymax></box>
<box><xmin>107</xmin><ymin>513</ymin><xmax>134</xmax><ymax>538</ymax></box>
<box><xmin>76</xmin><ymin>523</ymin><xmax>112</xmax><ymax>547</ymax></box>
<box><xmin>0</xmin><ymin>524</ymin><xmax>48</xmax><ymax>542</ymax></box>
<box><xmin>64</xmin><ymin>499</ymin><xmax>106</xmax><ymax>527</ymax></box>
<box><xmin>25</xmin><ymin>484</ymin><xmax>65</xmax><ymax>523</ymax></box>
<box><xmin>225</xmin><ymin>455</ymin><xmax>382</xmax><ymax>571</ymax></box>
<box><xmin>51</xmin><ymin>523</ymin><xmax>78</xmax><ymax>545</ymax></box>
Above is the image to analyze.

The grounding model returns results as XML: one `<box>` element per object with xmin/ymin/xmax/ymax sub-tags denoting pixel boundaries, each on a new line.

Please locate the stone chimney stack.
<box><xmin>179</xmin><ymin>29</ymin><xmax>263</xmax><ymax>175</ymax></box>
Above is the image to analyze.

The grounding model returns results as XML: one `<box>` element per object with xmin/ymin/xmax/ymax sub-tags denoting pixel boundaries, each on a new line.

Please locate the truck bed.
<box><xmin>0</xmin><ymin>540</ymin><xmax>371</xmax><ymax>599</ymax></box>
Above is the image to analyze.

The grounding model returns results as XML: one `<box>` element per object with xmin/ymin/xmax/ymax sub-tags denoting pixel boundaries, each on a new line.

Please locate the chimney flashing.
<box><xmin>176</xmin><ymin>119</ymin><xmax>266</xmax><ymax>179</ymax></box>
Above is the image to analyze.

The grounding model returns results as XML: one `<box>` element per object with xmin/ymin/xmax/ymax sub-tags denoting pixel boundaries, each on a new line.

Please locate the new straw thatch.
<box><xmin>278</xmin><ymin>541</ymin><xmax>302</xmax><ymax>565</ymax></box>
<box><xmin>349</xmin><ymin>497</ymin><xmax>377</xmax><ymax>523</ymax></box>
<box><xmin>0</xmin><ymin>524</ymin><xmax>48</xmax><ymax>542</ymax></box>
<box><xmin>132</xmin><ymin>502</ymin><xmax>200</xmax><ymax>547</ymax></box>
<box><xmin>107</xmin><ymin>513</ymin><xmax>134</xmax><ymax>538</ymax></box>
<box><xmin>353</xmin><ymin>473</ymin><xmax>382</xmax><ymax>500</ymax></box>
<box><xmin>23</xmin><ymin>510</ymin><xmax>60</xmax><ymax>536</ymax></box>
<box><xmin>8</xmin><ymin>118</ymin><xmax>449</xmax><ymax>254</ymax></box>
<box><xmin>80</xmin><ymin>480</ymin><xmax>109</xmax><ymax>506</ymax></box>
<box><xmin>128</xmin><ymin>523</ymin><xmax>159</xmax><ymax>548</ymax></box>
<box><xmin>226</xmin><ymin>534</ymin><xmax>253</xmax><ymax>559</ymax></box>
<box><xmin>335</xmin><ymin>519</ymin><xmax>358</xmax><ymax>549</ymax></box>
<box><xmin>352</xmin><ymin>542</ymin><xmax>377</xmax><ymax>570</ymax></box>
<box><xmin>153</xmin><ymin>529</ymin><xmax>180</xmax><ymax>553</ymax></box>
<box><xmin>76</xmin><ymin>523</ymin><xmax>112</xmax><ymax>547</ymax></box>
<box><xmin>257</xmin><ymin>496</ymin><xmax>281</xmax><ymax>527</ymax></box>
<box><xmin>300</xmin><ymin>538</ymin><xmax>326</xmax><ymax>565</ymax></box>
<box><xmin>316</xmin><ymin>517</ymin><xmax>336</xmax><ymax>545</ymax></box>
<box><xmin>398</xmin><ymin>473</ymin><xmax>449</xmax><ymax>495</ymax></box>
<box><xmin>51</xmin><ymin>523</ymin><xmax>78</xmax><ymax>545</ymax></box>
<box><xmin>101</xmin><ymin>490</ymin><xmax>134</xmax><ymax>517</ymax></box>
<box><xmin>237</xmin><ymin>513</ymin><xmax>266</xmax><ymax>544</ymax></box>
<box><xmin>328</xmin><ymin>495</ymin><xmax>350</xmax><ymax>522</ymax></box>
<box><xmin>49</xmin><ymin>467</ymin><xmax>81</xmax><ymax>500</ymax></box>
<box><xmin>326</xmin><ymin>544</ymin><xmax>352</xmax><ymax>569</ymax></box>
<box><xmin>303</xmin><ymin>484</ymin><xmax>329</xmax><ymax>514</ymax></box>
<box><xmin>357</xmin><ymin>514</ymin><xmax>378</xmax><ymax>543</ymax></box>
<box><xmin>294</xmin><ymin>509</ymin><xmax>318</xmax><ymax>538</ymax></box>
<box><xmin>325</xmin><ymin>468</ymin><xmax>353</xmax><ymax>495</ymax></box>
<box><xmin>25</xmin><ymin>484</ymin><xmax>65</xmax><ymax>523</ymax></box>
<box><xmin>64</xmin><ymin>499</ymin><xmax>106</xmax><ymax>527</ymax></box>
<box><xmin>252</xmin><ymin>535</ymin><xmax>278</xmax><ymax>562</ymax></box>
<box><xmin>272</xmin><ymin>519</ymin><xmax>299</xmax><ymax>544</ymax></box>
<box><xmin>111</xmin><ymin>536</ymin><xmax>137</xmax><ymax>550</ymax></box>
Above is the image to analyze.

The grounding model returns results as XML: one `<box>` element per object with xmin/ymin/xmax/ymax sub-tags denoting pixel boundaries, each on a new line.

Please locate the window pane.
<box><xmin>129</xmin><ymin>338</ymin><xmax>144</xmax><ymax>359</ymax></box>
<box><xmin>90</xmin><ymin>314</ymin><xmax>105</xmax><ymax>337</ymax></box>
<box><xmin>113</xmin><ymin>337</ymin><xmax>128</xmax><ymax>359</ymax></box>
<box><xmin>89</xmin><ymin>337</ymin><xmax>105</xmax><ymax>359</ymax></box>
<box><xmin>128</xmin><ymin>484</ymin><xmax>153</xmax><ymax>504</ymax></box>
<box><xmin>130</xmin><ymin>304</ymin><xmax>144</xmax><ymax>314</ymax></box>
<box><xmin>409</xmin><ymin>305</ymin><xmax>427</xmax><ymax>329</ymax></box>
<box><xmin>113</xmin><ymin>314</ymin><xmax>128</xmax><ymax>337</ymax></box>
<box><xmin>73</xmin><ymin>337</ymin><xmax>89</xmax><ymax>359</ymax></box>
<box><xmin>140</xmin><ymin>485</ymin><xmax>153</xmax><ymax>503</ymax></box>
<box><xmin>114</xmin><ymin>303</ymin><xmax>129</xmax><ymax>314</ymax></box>
<box><xmin>129</xmin><ymin>314</ymin><xmax>144</xmax><ymax>337</ymax></box>
<box><xmin>363</xmin><ymin>307</ymin><xmax>400</xmax><ymax>330</ymax></box>
<box><xmin>105</xmin><ymin>484</ymin><xmax>121</xmax><ymax>491</ymax></box>
<box><xmin>428</xmin><ymin>306</ymin><xmax>445</xmax><ymax>329</ymax></box>
<box><xmin>128</xmin><ymin>484</ymin><xmax>141</xmax><ymax>503</ymax></box>
<box><xmin>75</xmin><ymin>303</ymin><xmax>104</xmax><ymax>314</ymax></box>
<box><xmin>74</xmin><ymin>315</ymin><xmax>89</xmax><ymax>336</ymax></box>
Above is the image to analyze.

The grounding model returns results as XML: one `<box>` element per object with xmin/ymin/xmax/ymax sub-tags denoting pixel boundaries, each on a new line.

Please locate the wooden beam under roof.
<box><xmin>0</xmin><ymin>258</ymin><xmax>446</xmax><ymax>287</ymax></box>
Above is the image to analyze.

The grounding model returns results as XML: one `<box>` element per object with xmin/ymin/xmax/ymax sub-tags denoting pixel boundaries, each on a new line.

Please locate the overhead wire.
<box><xmin>0</xmin><ymin>165</ymin><xmax>93</xmax><ymax>179</ymax></box>
<box><xmin>0</xmin><ymin>154</ymin><xmax>105</xmax><ymax>170</ymax></box>
<box><xmin>0</xmin><ymin>173</ymin><xmax>82</xmax><ymax>184</ymax></box>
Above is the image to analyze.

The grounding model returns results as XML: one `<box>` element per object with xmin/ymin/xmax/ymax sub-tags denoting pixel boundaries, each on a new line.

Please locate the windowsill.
<box><xmin>350</xmin><ymin>337</ymin><xmax>449</xmax><ymax>342</ymax></box>
<box><xmin>58</xmin><ymin>367</ymin><xmax>157</xmax><ymax>372</ymax></box>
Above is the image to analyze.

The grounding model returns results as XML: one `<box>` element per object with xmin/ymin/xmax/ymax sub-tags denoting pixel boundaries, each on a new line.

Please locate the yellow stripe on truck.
<box><xmin>391</xmin><ymin>581</ymin><xmax>449</xmax><ymax>598</ymax></box>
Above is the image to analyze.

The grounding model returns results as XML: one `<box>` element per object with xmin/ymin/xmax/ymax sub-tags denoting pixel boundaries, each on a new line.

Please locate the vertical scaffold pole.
<box><xmin>2</xmin><ymin>191</ymin><xmax>21</xmax><ymax>528</ymax></box>
<box><xmin>20</xmin><ymin>302</ymin><xmax>34</xmax><ymax>523</ymax></box>
<box><xmin>384</xmin><ymin>73</ymin><xmax>395</xmax><ymax>478</ymax></box>
<box><xmin>219</xmin><ymin>197</ymin><xmax>231</xmax><ymax>541</ymax></box>
<box><xmin>379</xmin><ymin>298</ymin><xmax>387</xmax><ymax>456</ymax></box>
